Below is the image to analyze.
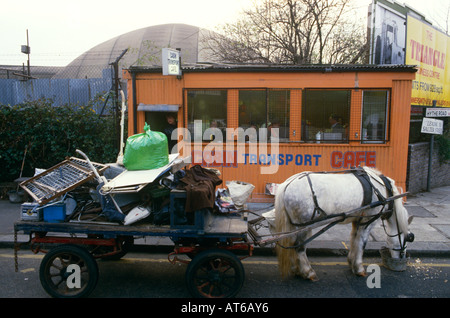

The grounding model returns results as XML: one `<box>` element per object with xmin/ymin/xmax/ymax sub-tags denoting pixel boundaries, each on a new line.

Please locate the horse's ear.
<box><xmin>408</xmin><ymin>216</ymin><xmax>414</xmax><ymax>225</ymax></box>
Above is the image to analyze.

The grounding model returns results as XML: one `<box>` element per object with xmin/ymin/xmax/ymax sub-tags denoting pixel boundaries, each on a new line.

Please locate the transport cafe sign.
<box><xmin>183</xmin><ymin>122</ymin><xmax>378</xmax><ymax>173</ymax></box>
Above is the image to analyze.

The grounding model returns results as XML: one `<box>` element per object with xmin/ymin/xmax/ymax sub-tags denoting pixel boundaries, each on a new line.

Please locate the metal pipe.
<box><xmin>132</xmin><ymin>72</ymin><xmax>137</xmax><ymax>134</ymax></box>
<box><xmin>116</xmin><ymin>89</ymin><xmax>126</xmax><ymax>164</ymax></box>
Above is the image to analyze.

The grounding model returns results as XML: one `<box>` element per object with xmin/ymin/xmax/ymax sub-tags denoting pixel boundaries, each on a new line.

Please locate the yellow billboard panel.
<box><xmin>406</xmin><ymin>16</ymin><xmax>450</xmax><ymax>107</ymax></box>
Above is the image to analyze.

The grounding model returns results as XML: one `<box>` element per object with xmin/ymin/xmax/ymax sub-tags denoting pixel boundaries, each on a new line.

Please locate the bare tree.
<box><xmin>202</xmin><ymin>0</ymin><xmax>367</xmax><ymax>64</ymax></box>
<box><xmin>324</xmin><ymin>13</ymin><xmax>368</xmax><ymax>64</ymax></box>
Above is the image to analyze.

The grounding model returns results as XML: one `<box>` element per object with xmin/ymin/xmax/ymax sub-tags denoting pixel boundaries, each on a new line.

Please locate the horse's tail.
<box><xmin>274</xmin><ymin>176</ymin><xmax>299</xmax><ymax>278</ymax></box>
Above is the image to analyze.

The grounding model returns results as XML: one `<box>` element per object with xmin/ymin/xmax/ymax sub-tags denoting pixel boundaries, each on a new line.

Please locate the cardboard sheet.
<box><xmin>101</xmin><ymin>154</ymin><xmax>180</xmax><ymax>193</ymax></box>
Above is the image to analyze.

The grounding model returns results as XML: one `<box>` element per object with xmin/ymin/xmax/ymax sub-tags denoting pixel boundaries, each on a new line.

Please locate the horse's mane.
<box><xmin>361</xmin><ymin>166</ymin><xmax>383</xmax><ymax>182</ymax></box>
<box><xmin>361</xmin><ymin>166</ymin><xmax>382</xmax><ymax>175</ymax></box>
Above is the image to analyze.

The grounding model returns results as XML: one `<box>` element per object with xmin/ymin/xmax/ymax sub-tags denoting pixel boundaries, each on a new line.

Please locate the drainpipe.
<box><xmin>131</xmin><ymin>71</ymin><xmax>137</xmax><ymax>135</ymax></box>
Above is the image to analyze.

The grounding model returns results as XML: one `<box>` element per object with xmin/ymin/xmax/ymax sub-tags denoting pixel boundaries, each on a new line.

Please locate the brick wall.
<box><xmin>407</xmin><ymin>142</ymin><xmax>450</xmax><ymax>193</ymax></box>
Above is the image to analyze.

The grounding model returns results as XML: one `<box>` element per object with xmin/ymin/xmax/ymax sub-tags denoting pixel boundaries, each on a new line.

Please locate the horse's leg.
<box><xmin>348</xmin><ymin>221</ymin><xmax>373</xmax><ymax>276</ymax></box>
<box><xmin>293</xmin><ymin>230</ymin><xmax>318</xmax><ymax>281</ymax></box>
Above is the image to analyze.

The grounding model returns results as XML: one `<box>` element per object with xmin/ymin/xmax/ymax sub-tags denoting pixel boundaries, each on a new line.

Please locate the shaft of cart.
<box><xmin>248</xmin><ymin>192</ymin><xmax>408</xmax><ymax>248</ymax></box>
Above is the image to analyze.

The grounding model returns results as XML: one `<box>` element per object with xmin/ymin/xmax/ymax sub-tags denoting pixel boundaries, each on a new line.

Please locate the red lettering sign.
<box><xmin>331</xmin><ymin>151</ymin><xmax>376</xmax><ymax>169</ymax></box>
<box><xmin>410</xmin><ymin>39</ymin><xmax>445</xmax><ymax>70</ymax></box>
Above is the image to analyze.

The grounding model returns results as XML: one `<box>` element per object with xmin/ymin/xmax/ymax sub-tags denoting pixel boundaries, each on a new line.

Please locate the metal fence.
<box><xmin>0</xmin><ymin>66</ymin><xmax>126</xmax><ymax>113</ymax></box>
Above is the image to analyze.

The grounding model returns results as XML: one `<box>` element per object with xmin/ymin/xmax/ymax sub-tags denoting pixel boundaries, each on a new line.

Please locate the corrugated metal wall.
<box><xmin>128</xmin><ymin>74</ymin><xmax>184</xmax><ymax>134</ymax></box>
<box><xmin>125</xmin><ymin>69</ymin><xmax>415</xmax><ymax>201</ymax></box>
<box><xmin>0</xmin><ymin>77</ymin><xmax>113</xmax><ymax>110</ymax></box>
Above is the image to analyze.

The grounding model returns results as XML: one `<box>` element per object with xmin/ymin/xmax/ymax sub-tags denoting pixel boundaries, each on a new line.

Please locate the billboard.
<box><xmin>406</xmin><ymin>16</ymin><xmax>450</xmax><ymax>107</ymax></box>
<box><xmin>368</xmin><ymin>0</ymin><xmax>450</xmax><ymax>108</ymax></box>
<box><xmin>369</xmin><ymin>1</ymin><xmax>406</xmax><ymax>65</ymax></box>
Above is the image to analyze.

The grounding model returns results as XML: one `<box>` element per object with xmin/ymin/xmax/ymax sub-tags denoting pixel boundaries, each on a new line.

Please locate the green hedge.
<box><xmin>0</xmin><ymin>99</ymin><xmax>123</xmax><ymax>182</ymax></box>
<box><xmin>436</xmin><ymin>131</ymin><xmax>450</xmax><ymax>164</ymax></box>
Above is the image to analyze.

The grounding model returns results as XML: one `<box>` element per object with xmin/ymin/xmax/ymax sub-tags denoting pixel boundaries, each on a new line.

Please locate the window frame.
<box><xmin>301</xmin><ymin>89</ymin><xmax>351</xmax><ymax>144</ymax></box>
<box><xmin>361</xmin><ymin>89</ymin><xmax>390</xmax><ymax>144</ymax></box>
<box><xmin>238</xmin><ymin>88</ymin><xmax>291</xmax><ymax>143</ymax></box>
<box><xmin>185</xmin><ymin>89</ymin><xmax>228</xmax><ymax>141</ymax></box>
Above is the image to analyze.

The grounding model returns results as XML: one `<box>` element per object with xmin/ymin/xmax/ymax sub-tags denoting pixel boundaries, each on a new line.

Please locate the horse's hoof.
<box><xmin>305</xmin><ymin>271</ymin><xmax>319</xmax><ymax>281</ymax></box>
<box><xmin>295</xmin><ymin>271</ymin><xmax>318</xmax><ymax>281</ymax></box>
<box><xmin>356</xmin><ymin>270</ymin><xmax>367</xmax><ymax>277</ymax></box>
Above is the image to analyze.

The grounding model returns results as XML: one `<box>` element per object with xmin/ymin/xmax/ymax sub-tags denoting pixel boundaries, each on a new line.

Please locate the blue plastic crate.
<box><xmin>43</xmin><ymin>203</ymin><xmax>66</xmax><ymax>223</ymax></box>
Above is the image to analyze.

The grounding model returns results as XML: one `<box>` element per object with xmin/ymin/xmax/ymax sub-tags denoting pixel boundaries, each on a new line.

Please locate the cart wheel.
<box><xmin>39</xmin><ymin>244</ymin><xmax>99</xmax><ymax>298</ymax></box>
<box><xmin>185</xmin><ymin>249</ymin><xmax>245</xmax><ymax>298</ymax></box>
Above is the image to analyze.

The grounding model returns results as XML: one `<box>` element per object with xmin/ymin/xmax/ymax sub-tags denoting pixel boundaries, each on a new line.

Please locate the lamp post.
<box><xmin>21</xmin><ymin>29</ymin><xmax>31</xmax><ymax>78</ymax></box>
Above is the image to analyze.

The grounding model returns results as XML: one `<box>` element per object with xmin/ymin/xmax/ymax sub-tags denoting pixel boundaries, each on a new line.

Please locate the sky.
<box><xmin>0</xmin><ymin>0</ymin><xmax>448</xmax><ymax>67</ymax></box>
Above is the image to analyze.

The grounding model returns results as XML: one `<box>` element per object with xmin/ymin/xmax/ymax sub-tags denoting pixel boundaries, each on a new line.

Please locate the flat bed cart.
<box><xmin>14</xmin><ymin>150</ymin><xmax>252</xmax><ymax>298</ymax></box>
<box><xmin>14</xmin><ymin>209</ymin><xmax>251</xmax><ymax>298</ymax></box>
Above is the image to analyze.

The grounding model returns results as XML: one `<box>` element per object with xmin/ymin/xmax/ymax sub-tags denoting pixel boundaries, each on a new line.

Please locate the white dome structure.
<box><xmin>53</xmin><ymin>23</ymin><xmax>219</xmax><ymax>79</ymax></box>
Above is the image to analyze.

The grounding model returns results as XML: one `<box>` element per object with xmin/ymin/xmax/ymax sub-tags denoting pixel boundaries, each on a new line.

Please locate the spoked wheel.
<box><xmin>39</xmin><ymin>244</ymin><xmax>99</xmax><ymax>298</ymax></box>
<box><xmin>185</xmin><ymin>249</ymin><xmax>245</xmax><ymax>298</ymax></box>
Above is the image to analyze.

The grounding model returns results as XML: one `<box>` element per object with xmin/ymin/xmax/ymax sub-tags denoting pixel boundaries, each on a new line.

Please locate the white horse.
<box><xmin>273</xmin><ymin>167</ymin><xmax>414</xmax><ymax>281</ymax></box>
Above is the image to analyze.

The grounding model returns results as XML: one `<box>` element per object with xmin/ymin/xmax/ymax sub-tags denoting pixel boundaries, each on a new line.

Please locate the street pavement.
<box><xmin>1</xmin><ymin>186</ymin><xmax>449</xmax><ymax>257</ymax></box>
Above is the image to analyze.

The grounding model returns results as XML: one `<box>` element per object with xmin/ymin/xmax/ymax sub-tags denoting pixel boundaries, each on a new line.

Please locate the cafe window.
<box><xmin>238</xmin><ymin>89</ymin><xmax>290</xmax><ymax>142</ymax></box>
<box><xmin>187</xmin><ymin>90</ymin><xmax>227</xmax><ymax>141</ymax></box>
<box><xmin>302</xmin><ymin>90</ymin><xmax>350</xmax><ymax>143</ymax></box>
<box><xmin>362</xmin><ymin>90</ymin><xmax>389</xmax><ymax>143</ymax></box>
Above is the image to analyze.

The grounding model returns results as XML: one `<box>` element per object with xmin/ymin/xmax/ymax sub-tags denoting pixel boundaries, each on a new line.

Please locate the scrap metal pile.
<box><xmin>19</xmin><ymin>150</ymin><xmax>187</xmax><ymax>225</ymax></box>
<box><xmin>19</xmin><ymin>150</ymin><xmax>253</xmax><ymax>227</ymax></box>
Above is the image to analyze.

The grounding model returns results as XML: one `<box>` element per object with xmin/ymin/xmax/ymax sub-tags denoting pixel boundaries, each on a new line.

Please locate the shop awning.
<box><xmin>137</xmin><ymin>103</ymin><xmax>180</xmax><ymax>112</ymax></box>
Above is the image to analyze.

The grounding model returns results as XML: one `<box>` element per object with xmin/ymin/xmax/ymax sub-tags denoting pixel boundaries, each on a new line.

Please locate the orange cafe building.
<box><xmin>124</xmin><ymin>64</ymin><xmax>417</xmax><ymax>202</ymax></box>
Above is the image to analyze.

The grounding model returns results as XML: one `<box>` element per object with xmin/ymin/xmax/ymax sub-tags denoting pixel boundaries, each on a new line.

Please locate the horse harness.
<box><xmin>281</xmin><ymin>168</ymin><xmax>411</xmax><ymax>255</ymax></box>
<box><xmin>351</xmin><ymin>167</ymin><xmax>395</xmax><ymax>222</ymax></box>
<box><xmin>304</xmin><ymin>167</ymin><xmax>394</xmax><ymax>223</ymax></box>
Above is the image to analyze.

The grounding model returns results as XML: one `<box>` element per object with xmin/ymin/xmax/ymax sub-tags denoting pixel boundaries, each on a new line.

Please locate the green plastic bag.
<box><xmin>123</xmin><ymin>123</ymin><xmax>169</xmax><ymax>170</ymax></box>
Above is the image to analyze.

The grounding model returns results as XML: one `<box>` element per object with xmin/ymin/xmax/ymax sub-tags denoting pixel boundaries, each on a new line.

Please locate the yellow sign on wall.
<box><xmin>406</xmin><ymin>16</ymin><xmax>450</xmax><ymax>107</ymax></box>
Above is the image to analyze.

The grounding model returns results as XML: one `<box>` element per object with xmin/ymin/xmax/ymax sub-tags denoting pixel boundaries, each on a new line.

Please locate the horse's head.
<box><xmin>384</xmin><ymin>183</ymin><xmax>415</xmax><ymax>260</ymax></box>
<box><xmin>363</xmin><ymin>168</ymin><xmax>415</xmax><ymax>260</ymax></box>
